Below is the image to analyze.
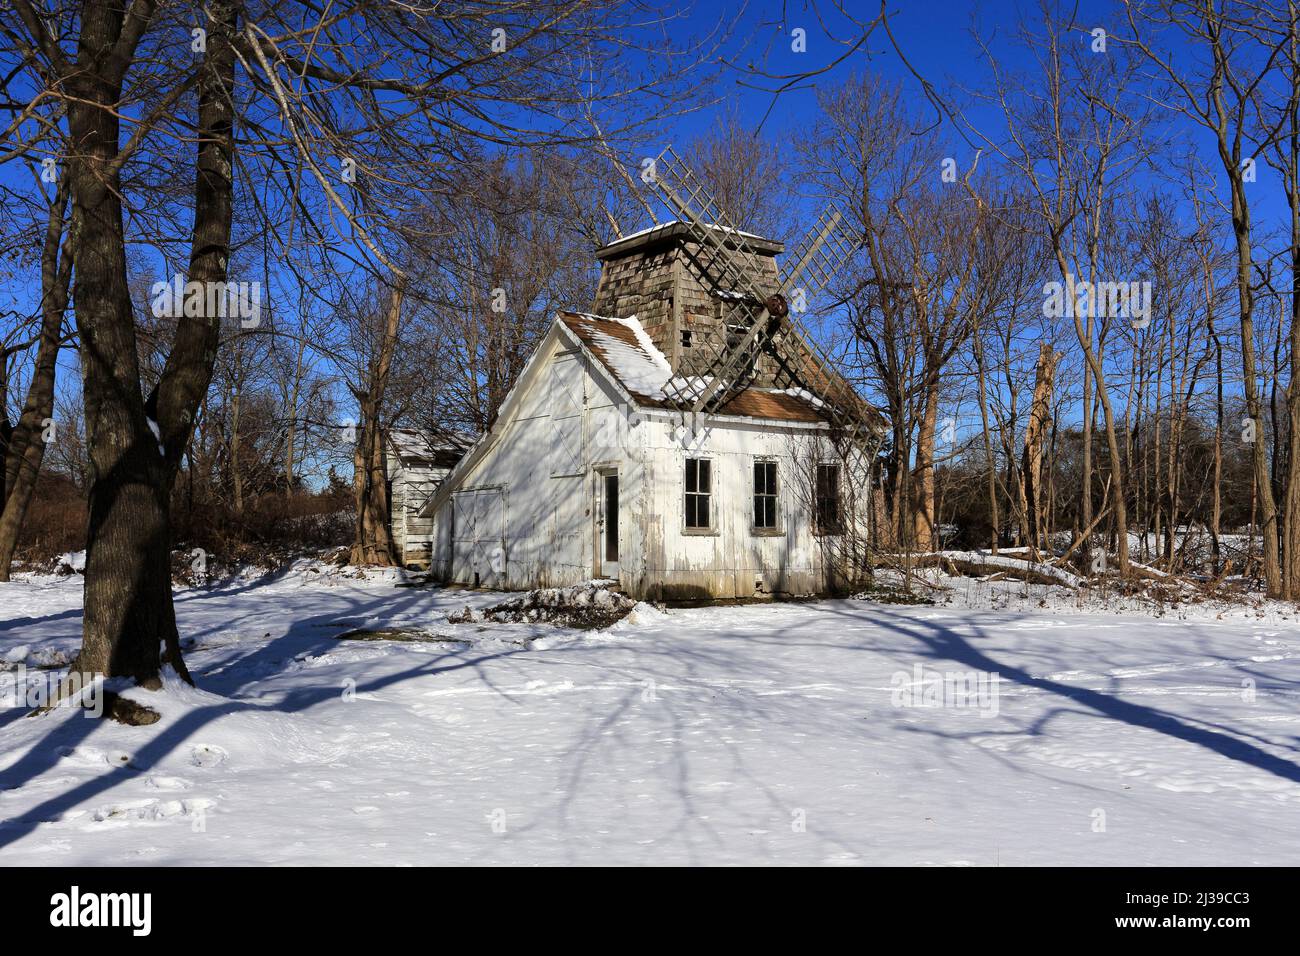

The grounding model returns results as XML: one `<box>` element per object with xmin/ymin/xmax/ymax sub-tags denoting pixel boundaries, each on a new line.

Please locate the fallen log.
<box><xmin>909</xmin><ymin>550</ymin><xmax>1086</xmax><ymax>588</ymax></box>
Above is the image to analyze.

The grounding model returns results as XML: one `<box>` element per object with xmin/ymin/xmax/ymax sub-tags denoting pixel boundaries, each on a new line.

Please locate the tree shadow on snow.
<box><xmin>0</xmin><ymin>580</ymin><xmax>522</xmax><ymax>852</ymax></box>
<box><xmin>820</xmin><ymin>603</ymin><xmax>1300</xmax><ymax>785</ymax></box>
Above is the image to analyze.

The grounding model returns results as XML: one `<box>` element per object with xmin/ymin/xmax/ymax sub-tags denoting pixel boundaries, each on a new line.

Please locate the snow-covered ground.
<box><xmin>1</xmin><ymin>566</ymin><xmax>1298</xmax><ymax>865</ymax></box>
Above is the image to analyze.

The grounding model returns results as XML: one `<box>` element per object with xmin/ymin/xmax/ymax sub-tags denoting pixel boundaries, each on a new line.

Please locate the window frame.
<box><xmin>751</xmin><ymin>458</ymin><xmax>782</xmax><ymax>535</ymax></box>
<box><xmin>814</xmin><ymin>462</ymin><xmax>844</xmax><ymax>535</ymax></box>
<box><xmin>684</xmin><ymin>456</ymin><xmax>714</xmax><ymax>533</ymax></box>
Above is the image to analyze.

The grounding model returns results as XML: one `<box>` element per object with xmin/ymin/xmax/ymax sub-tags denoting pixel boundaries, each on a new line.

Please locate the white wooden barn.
<box><xmin>417</xmin><ymin>222</ymin><xmax>882</xmax><ymax>600</ymax></box>
<box><xmin>385</xmin><ymin>429</ymin><xmax>467</xmax><ymax>567</ymax></box>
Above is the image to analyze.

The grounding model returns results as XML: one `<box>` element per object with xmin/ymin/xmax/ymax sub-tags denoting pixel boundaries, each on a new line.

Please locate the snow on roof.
<box><xmin>559</xmin><ymin>312</ymin><xmax>827</xmax><ymax>424</ymax></box>
<box><xmin>611</xmin><ymin>220</ymin><xmax>769</xmax><ymax>244</ymax></box>
<box><xmin>584</xmin><ymin>315</ymin><xmax>673</xmax><ymax>400</ymax></box>
<box><xmin>595</xmin><ymin>221</ymin><xmax>784</xmax><ymax>261</ymax></box>
<box><xmin>563</xmin><ymin>312</ymin><xmax>720</xmax><ymax>408</ymax></box>
<box><xmin>777</xmin><ymin>387</ymin><xmax>827</xmax><ymax>410</ymax></box>
<box><xmin>388</xmin><ymin>428</ymin><xmax>471</xmax><ymax>462</ymax></box>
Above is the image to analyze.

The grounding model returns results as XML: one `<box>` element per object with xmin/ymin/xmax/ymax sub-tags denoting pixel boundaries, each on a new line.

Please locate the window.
<box><xmin>753</xmin><ymin>461</ymin><xmax>778</xmax><ymax>530</ymax></box>
<box><xmin>681</xmin><ymin>330</ymin><xmax>692</xmax><ymax>348</ymax></box>
<box><xmin>685</xmin><ymin>458</ymin><xmax>712</xmax><ymax>529</ymax></box>
<box><xmin>816</xmin><ymin>463</ymin><xmax>842</xmax><ymax>533</ymax></box>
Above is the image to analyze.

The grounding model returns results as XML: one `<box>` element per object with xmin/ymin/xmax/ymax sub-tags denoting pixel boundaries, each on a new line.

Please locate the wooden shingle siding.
<box><xmin>591</xmin><ymin>228</ymin><xmax>786</xmax><ymax>386</ymax></box>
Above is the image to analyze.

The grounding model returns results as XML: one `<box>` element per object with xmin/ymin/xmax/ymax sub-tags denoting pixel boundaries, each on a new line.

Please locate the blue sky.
<box><xmin>660</xmin><ymin>0</ymin><xmax>1288</xmax><ymax>238</ymax></box>
<box><xmin>2</xmin><ymin>0</ymin><xmax>1292</xmax><ymax>442</ymax></box>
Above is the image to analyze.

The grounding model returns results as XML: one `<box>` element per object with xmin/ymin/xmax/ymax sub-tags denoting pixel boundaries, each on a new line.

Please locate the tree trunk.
<box><xmin>1022</xmin><ymin>343</ymin><xmax>1058</xmax><ymax>554</ymax></box>
<box><xmin>1281</xmin><ymin>49</ymin><xmax>1300</xmax><ymax>599</ymax></box>
<box><xmin>911</xmin><ymin>379</ymin><xmax>940</xmax><ymax>551</ymax></box>
<box><xmin>1056</xmin><ymin>250</ymin><xmax>1130</xmax><ymax>574</ymax></box>
<box><xmin>0</xmin><ymin>178</ymin><xmax>71</xmax><ymax>580</ymax></box>
<box><xmin>1212</xmin><ymin>321</ymin><xmax>1224</xmax><ymax>571</ymax></box>
<box><xmin>283</xmin><ymin>330</ymin><xmax>308</xmax><ymax>495</ymax></box>
<box><xmin>1204</xmin><ymin>27</ymin><xmax>1283</xmax><ymax>595</ymax></box>
<box><xmin>68</xmin><ymin>0</ymin><xmax>239</xmax><ymax>684</ymax></box>
<box><xmin>972</xmin><ymin>323</ymin><xmax>999</xmax><ymax>551</ymax></box>
<box><xmin>351</xmin><ymin>284</ymin><xmax>405</xmax><ymax>566</ymax></box>
<box><xmin>1080</xmin><ymin>319</ymin><xmax>1094</xmax><ymax>534</ymax></box>
<box><xmin>63</xmin><ymin>3</ymin><xmax>171</xmax><ymax>683</ymax></box>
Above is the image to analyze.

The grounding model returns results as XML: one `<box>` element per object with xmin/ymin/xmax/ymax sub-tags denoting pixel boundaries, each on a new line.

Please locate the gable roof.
<box><xmin>559</xmin><ymin>312</ymin><xmax>828</xmax><ymax>424</ymax></box>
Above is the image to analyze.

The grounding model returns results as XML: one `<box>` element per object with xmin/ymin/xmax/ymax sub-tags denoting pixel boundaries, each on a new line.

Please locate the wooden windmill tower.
<box><xmin>594</xmin><ymin>144</ymin><xmax>880</xmax><ymax>445</ymax></box>
<box><xmin>589</xmin><ymin>145</ymin><xmax>884</xmax><ymax>580</ymax></box>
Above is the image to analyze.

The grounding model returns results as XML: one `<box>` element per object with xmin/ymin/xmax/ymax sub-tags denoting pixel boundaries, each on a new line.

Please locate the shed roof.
<box><xmin>388</xmin><ymin>428</ymin><xmax>471</xmax><ymax>467</ymax></box>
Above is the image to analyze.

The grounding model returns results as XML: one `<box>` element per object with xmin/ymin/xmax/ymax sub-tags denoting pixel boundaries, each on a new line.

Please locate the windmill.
<box><xmin>641</xmin><ymin>144</ymin><xmax>883</xmax><ymax>575</ymax></box>
<box><xmin>642</xmin><ymin>144</ymin><xmax>876</xmax><ymax>441</ymax></box>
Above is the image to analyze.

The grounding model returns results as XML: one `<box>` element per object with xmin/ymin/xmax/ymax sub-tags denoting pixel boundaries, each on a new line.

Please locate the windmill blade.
<box><xmin>778</xmin><ymin>204</ymin><xmax>860</xmax><ymax>310</ymax></box>
<box><xmin>687</xmin><ymin>205</ymin><xmax>863</xmax><ymax>418</ymax></box>
<box><xmin>678</xmin><ymin>297</ymin><xmax>771</xmax><ymax>412</ymax></box>
<box><xmin>644</xmin><ymin>146</ymin><xmax>773</xmax><ymax>304</ymax></box>
<box><xmin>662</xmin><ymin>297</ymin><xmax>768</xmax><ymax>413</ymax></box>
<box><xmin>757</xmin><ymin>203</ymin><xmax>873</xmax><ymax>425</ymax></box>
<box><xmin>643</xmin><ymin>145</ymin><xmax>785</xmax><ymax>412</ymax></box>
<box><xmin>643</xmin><ymin>150</ymin><xmax>870</xmax><ymax>429</ymax></box>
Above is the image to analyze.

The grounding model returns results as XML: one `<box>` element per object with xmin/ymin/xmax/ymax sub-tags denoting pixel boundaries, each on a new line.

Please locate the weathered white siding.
<box><xmin>428</xmin><ymin>329</ymin><xmax>868</xmax><ymax>599</ymax></box>
<box><xmin>429</xmin><ymin>336</ymin><xmax>633</xmax><ymax>589</ymax></box>
<box><xmin>628</xmin><ymin>418</ymin><xmax>844</xmax><ymax>600</ymax></box>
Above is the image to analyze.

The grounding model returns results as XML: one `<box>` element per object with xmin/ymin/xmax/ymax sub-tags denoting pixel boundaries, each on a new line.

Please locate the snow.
<box><xmin>585</xmin><ymin>315</ymin><xmax>716</xmax><ymax>404</ymax></box>
<box><xmin>2</xmin><ymin>568</ymin><xmax>1299</xmax><ymax>865</ymax></box>
<box><xmin>924</xmin><ymin>550</ymin><xmax>1087</xmax><ymax>588</ymax></box>
<box><xmin>608</xmin><ymin>220</ymin><xmax>768</xmax><ymax>246</ymax></box>
<box><xmin>388</xmin><ymin>428</ymin><xmax>469</xmax><ymax>462</ymax></box>
<box><xmin>56</xmin><ymin>551</ymin><xmax>85</xmax><ymax>572</ymax></box>
<box><xmin>777</xmin><ymin>387</ymin><xmax>827</xmax><ymax>410</ymax></box>
<box><xmin>587</xmin><ymin>315</ymin><xmax>672</xmax><ymax>400</ymax></box>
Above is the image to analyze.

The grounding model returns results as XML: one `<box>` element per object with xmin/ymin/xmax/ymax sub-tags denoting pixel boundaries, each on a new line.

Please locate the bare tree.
<box><xmin>0</xmin><ymin>173</ymin><xmax>70</xmax><ymax>579</ymax></box>
<box><xmin>962</xmin><ymin>6</ymin><xmax>1157</xmax><ymax>574</ymax></box>
<box><xmin>1126</xmin><ymin>0</ymin><xmax>1287</xmax><ymax>593</ymax></box>
<box><xmin>1</xmin><ymin>0</ymin><xmax>715</xmax><ymax>695</ymax></box>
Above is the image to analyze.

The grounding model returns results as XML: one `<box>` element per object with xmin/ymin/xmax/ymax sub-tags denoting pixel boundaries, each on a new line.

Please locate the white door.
<box><xmin>597</xmin><ymin>469</ymin><xmax>619</xmax><ymax>580</ymax></box>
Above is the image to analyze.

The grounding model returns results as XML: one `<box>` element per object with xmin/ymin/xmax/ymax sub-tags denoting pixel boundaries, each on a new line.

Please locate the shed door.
<box><xmin>452</xmin><ymin>488</ymin><xmax>505</xmax><ymax>588</ymax></box>
<box><xmin>598</xmin><ymin>469</ymin><xmax>619</xmax><ymax>580</ymax></box>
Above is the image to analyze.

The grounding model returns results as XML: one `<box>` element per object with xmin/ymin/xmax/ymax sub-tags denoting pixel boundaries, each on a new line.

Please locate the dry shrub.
<box><xmin>14</xmin><ymin>472</ymin><xmax>87</xmax><ymax>567</ymax></box>
<box><xmin>13</xmin><ymin>468</ymin><xmax>353</xmax><ymax>577</ymax></box>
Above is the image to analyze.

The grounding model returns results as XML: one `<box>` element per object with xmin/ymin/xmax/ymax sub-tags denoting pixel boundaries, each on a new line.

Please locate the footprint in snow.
<box><xmin>56</xmin><ymin>745</ymin><xmax>130</xmax><ymax>768</ymax></box>
<box><xmin>190</xmin><ymin>744</ymin><xmax>228</xmax><ymax>768</ymax></box>
<box><xmin>89</xmin><ymin>796</ymin><xmax>216</xmax><ymax>825</ymax></box>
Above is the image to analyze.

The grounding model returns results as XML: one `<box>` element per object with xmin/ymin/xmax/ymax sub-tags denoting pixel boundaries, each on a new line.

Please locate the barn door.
<box><xmin>451</xmin><ymin>491</ymin><xmax>476</xmax><ymax>583</ymax></box>
<box><xmin>550</xmin><ymin>354</ymin><xmax>585</xmax><ymax>477</ymax></box>
<box><xmin>473</xmin><ymin>489</ymin><xmax>505</xmax><ymax>589</ymax></box>
<box><xmin>452</xmin><ymin>488</ymin><xmax>505</xmax><ymax>588</ymax></box>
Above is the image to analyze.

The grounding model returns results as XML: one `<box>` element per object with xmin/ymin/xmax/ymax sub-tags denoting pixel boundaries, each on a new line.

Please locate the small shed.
<box><xmin>386</xmin><ymin>429</ymin><xmax>468</xmax><ymax>568</ymax></box>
